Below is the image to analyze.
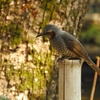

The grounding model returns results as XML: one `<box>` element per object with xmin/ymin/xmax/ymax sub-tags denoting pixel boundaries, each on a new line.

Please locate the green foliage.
<box><xmin>80</xmin><ymin>24</ymin><xmax>100</xmax><ymax>45</ymax></box>
<box><xmin>40</xmin><ymin>0</ymin><xmax>57</xmax><ymax>28</ymax></box>
<box><xmin>0</xmin><ymin>22</ymin><xmax>23</xmax><ymax>47</ymax></box>
<box><xmin>0</xmin><ymin>96</ymin><xmax>10</xmax><ymax>100</ymax></box>
<box><xmin>0</xmin><ymin>0</ymin><xmax>10</xmax><ymax>10</ymax></box>
<box><xmin>7</xmin><ymin>22</ymin><xmax>23</xmax><ymax>46</ymax></box>
<box><xmin>4</xmin><ymin>45</ymin><xmax>54</xmax><ymax>98</ymax></box>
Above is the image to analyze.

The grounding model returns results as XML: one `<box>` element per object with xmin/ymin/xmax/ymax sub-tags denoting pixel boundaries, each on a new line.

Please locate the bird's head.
<box><xmin>36</xmin><ymin>24</ymin><xmax>60</xmax><ymax>39</ymax></box>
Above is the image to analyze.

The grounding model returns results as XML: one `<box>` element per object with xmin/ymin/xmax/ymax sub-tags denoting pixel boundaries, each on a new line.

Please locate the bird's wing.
<box><xmin>61</xmin><ymin>31</ymin><xmax>100</xmax><ymax>75</ymax></box>
<box><xmin>61</xmin><ymin>31</ymin><xmax>89</xmax><ymax>59</ymax></box>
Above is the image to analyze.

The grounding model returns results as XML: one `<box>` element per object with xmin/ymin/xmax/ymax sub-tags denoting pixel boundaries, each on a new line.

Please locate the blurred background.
<box><xmin>80</xmin><ymin>0</ymin><xmax>100</xmax><ymax>99</ymax></box>
<box><xmin>0</xmin><ymin>0</ymin><xmax>100</xmax><ymax>100</ymax></box>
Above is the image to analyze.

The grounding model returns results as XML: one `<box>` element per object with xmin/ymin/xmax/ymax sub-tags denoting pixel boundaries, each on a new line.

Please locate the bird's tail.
<box><xmin>85</xmin><ymin>58</ymin><xmax>100</xmax><ymax>75</ymax></box>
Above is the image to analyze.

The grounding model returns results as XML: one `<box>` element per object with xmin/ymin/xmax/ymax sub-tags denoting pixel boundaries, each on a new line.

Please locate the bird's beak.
<box><xmin>36</xmin><ymin>33</ymin><xmax>45</xmax><ymax>38</ymax></box>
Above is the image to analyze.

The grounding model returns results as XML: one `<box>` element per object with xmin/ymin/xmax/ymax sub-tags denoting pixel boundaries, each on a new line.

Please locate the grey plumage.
<box><xmin>36</xmin><ymin>24</ymin><xmax>100</xmax><ymax>75</ymax></box>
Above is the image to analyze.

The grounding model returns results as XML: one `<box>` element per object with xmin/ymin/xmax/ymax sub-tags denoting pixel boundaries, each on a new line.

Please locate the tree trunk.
<box><xmin>0</xmin><ymin>0</ymin><xmax>90</xmax><ymax>100</ymax></box>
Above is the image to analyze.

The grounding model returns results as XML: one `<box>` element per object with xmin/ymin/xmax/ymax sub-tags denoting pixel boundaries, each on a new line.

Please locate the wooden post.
<box><xmin>58</xmin><ymin>59</ymin><xmax>83</xmax><ymax>100</ymax></box>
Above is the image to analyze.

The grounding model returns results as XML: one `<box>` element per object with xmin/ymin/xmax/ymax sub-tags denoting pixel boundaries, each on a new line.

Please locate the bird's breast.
<box><xmin>50</xmin><ymin>35</ymin><xmax>68</xmax><ymax>55</ymax></box>
<box><xmin>50</xmin><ymin>35</ymin><xmax>77</xmax><ymax>57</ymax></box>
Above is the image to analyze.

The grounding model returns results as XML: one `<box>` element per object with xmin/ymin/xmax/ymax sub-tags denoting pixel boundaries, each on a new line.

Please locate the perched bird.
<box><xmin>36</xmin><ymin>24</ymin><xmax>100</xmax><ymax>75</ymax></box>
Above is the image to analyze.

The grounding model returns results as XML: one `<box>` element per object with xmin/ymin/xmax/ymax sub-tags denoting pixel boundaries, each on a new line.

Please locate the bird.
<box><xmin>36</xmin><ymin>24</ymin><xmax>100</xmax><ymax>75</ymax></box>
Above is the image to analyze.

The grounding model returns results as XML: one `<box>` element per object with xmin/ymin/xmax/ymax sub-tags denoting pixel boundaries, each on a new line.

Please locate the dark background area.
<box><xmin>82</xmin><ymin>62</ymin><xmax>100</xmax><ymax>100</ymax></box>
<box><xmin>80</xmin><ymin>0</ymin><xmax>100</xmax><ymax>99</ymax></box>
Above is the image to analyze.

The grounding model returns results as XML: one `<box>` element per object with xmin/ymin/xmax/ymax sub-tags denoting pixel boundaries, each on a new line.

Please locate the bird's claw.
<box><xmin>57</xmin><ymin>56</ymin><xmax>70</xmax><ymax>62</ymax></box>
<box><xmin>57</xmin><ymin>56</ymin><xmax>80</xmax><ymax>62</ymax></box>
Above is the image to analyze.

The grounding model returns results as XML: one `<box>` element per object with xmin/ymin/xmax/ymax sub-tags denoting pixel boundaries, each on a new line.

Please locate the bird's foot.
<box><xmin>57</xmin><ymin>56</ymin><xmax>70</xmax><ymax>62</ymax></box>
<box><xmin>68</xmin><ymin>57</ymin><xmax>80</xmax><ymax>60</ymax></box>
<box><xmin>57</xmin><ymin>56</ymin><xmax>80</xmax><ymax>62</ymax></box>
